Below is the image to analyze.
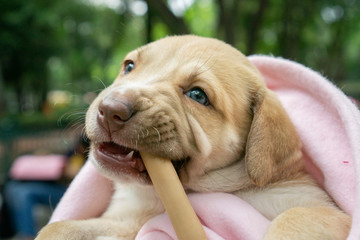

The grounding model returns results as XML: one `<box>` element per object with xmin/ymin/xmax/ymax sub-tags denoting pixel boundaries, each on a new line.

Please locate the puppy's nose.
<box><xmin>98</xmin><ymin>96</ymin><xmax>134</xmax><ymax>127</ymax></box>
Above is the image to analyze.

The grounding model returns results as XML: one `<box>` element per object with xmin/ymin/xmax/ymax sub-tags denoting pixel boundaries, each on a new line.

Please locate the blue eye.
<box><xmin>185</xmin><ymin>88</ymin><xmax>209</xmax><ymax>106</ymax></box>
<box><xmin>124</xmin><ymin>61</ymin><xmax>134</xmax><ymax>74</ymax></box>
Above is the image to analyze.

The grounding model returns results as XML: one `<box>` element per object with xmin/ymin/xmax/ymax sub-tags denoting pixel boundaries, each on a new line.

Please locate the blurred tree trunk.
<box><xmin>322</xmin><ymin>20</ymin><xmax>346</xmax><ymax>84</ymax></box>
<box><xmin>246</xmin><ymin>0</ymin><xmax>269</xmax><ymax>55</ymax></box>
<box><xmin>15</xmin><ymin>82</ymin><xmax>23</xmax><ymax>113</ymax></box>
<box><xmin>38</xmin><ymin>73</ymin><xmax>48</xmax><ymax>112</ymax></box>
<box><xmin>144</xmin><ymin>0</ymin><xmax>189</xmax><ymax>40</ymax></box>
<box><xmin>146</xmin><ymin>3</ymin><xmax>154</xmax><ymax>43</ymax></box>
<box><xmin>278</xmin><ymin>1</ymin><xmax>303</xmax><ymax>59</ymax></box>
<box><xmin>0</xmin><ymin>64</ymin><xmax>4</xmax><ymax>114</ymax></box>
<box><xmin>279</xmin><ymin>0</ymin><xmax>291</xmax><ymax>58</ymax></box>
<box><xmin>3</xmin><ymin>55</ymin><xmax>24</xmax><ymax>113</ymax></box>
<box><xmin>215</xmin><ymin>0</ymin><xmax>240</xmax><ymax>45</ymax></box>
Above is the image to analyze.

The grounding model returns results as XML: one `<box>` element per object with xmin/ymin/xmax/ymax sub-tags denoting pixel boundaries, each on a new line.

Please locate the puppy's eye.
<box><xmin>123</xmin><ymin>60</ymin><xmax>135</xmax><ymax>74</ymax></box>
<box><xmin>185</xmin><ymin>87</ymin><xmax>209</xmax><ymax>106</ymax></box>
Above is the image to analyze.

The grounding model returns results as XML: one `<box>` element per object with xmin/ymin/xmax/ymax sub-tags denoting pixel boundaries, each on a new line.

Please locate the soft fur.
<box><xmin>36</xmin><ymin>35</ymin><xmax>351</xmax><ymax>240</ymax></box>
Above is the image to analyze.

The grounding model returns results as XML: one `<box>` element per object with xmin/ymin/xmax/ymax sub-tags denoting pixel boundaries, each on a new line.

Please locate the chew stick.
<box><xmin>141</xmin><ymin>152</ymin><xmax>207</xmax><ymax>240</ymax></box>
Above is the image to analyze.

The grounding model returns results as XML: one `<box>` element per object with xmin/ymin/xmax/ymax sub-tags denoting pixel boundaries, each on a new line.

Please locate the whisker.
<box><xmin>80</xmin><ymin>125</ymin><xmax>88</xmax><ymax>142</ymax></box>
<box><xmin>170</xmin><ymin>129</ymin><xmax>177</xmax><ymax>139</ymax></box>
<box><xmin>90</xmin><ymin>88</ymin><xmax>106</xmax><ymax>94</ymax></box>
<box><xmin>64</xmin><ymin>82</ymin><xmax>90</xmax><ymax>93</ymax></box>
<box><xmin>139</xmin><ymin>127</ymin><xmax>145</xmax><ymax>139</ymax></box>
<box><xmin>58</xmin><ymin>109</ymin><xmax>87</xmax><ymax>126</ymax></box>
<box><xmin>152</xmin><ymin>127</ymin><xmax>161</xmax><ymax>143</ymax></box>
<box><xmin>99</xmin><ymin>79</ymin><xmax>107</xmax><ymax>89</ymax></box>
<box><xmin>92</xmin><ymin>76</ymin><xmax>108</xmax><ymax>90</ymax></box>
<box><xmin>58</xmin><ymin>108</ymin><xmax>87</xmax><ymax>145</ymax></box>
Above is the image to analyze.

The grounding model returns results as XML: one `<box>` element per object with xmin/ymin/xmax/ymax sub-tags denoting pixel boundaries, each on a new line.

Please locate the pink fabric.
<box><xmin>49</xmin><ymin>160</ymin><xmax>113</xmax><ymax>222</ymax></box>
<box><xmin>10</xmin><ymin>154</ymin><xmax>67</xmax><ymax>181</ymax></box>
<box><xmin>136</xmin><ymin>193</ymin><xmax>270</xmax><ymax>240</ymax></box>
<box><xmin>49</xmin><ymin>56</ymin><xmax>360</xmax><ymax>239</ymax></box>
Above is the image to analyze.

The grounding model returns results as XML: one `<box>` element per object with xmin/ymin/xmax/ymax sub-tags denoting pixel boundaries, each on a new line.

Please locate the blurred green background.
<box><xmin>0</xmin><ymin>0</ymin><xmax>360</xmax><ymax>183</ymax></box>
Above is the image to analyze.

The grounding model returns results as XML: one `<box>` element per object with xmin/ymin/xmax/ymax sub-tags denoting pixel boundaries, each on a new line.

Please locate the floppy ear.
<box><xmin>245</xmin><ymin>88</ymin><xmax>303</xmax><ymax>187</ymax></box>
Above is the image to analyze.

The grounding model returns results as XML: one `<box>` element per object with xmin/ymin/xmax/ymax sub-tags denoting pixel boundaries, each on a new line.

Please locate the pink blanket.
<box><xmin>49</xmin><ymin>56</ymin><xmax>360</xmax><ymax>239</ymax></box>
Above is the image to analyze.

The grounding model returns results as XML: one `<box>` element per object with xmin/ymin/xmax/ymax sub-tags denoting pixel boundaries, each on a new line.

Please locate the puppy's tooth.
<box><xmin>124</xmin><ymin>151</ymin><xmax>134</xmax><ymax>161</ymax></box>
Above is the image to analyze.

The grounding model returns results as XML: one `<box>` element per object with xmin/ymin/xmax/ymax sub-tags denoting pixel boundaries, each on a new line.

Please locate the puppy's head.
<box><xmin>86</xmin><ymin>35</ymin><xmax>302</xmax><ymax>191</ymax></box>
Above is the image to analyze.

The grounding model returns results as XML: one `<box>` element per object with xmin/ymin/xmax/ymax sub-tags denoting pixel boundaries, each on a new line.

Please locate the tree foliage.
<box><xmin>0</xmin><ymin>0</ymin><xmax>359</xmax><ymax>116</ymax></box>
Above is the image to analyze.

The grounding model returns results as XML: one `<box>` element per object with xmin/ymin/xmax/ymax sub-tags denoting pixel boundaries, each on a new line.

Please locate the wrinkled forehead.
<box><xmin>137</xmin><ymin>37</ymin><xmax>237</xmax><ymax>65</ymax></box>
<box><xmin>123</xmin><ymin>36</ymin><xmax>263</xmax><ymax>89</ymax></box>
<box><xmin>125</xmin><ymin>37</ymin><xmax>221</xmax><ymax>67</ymax></box>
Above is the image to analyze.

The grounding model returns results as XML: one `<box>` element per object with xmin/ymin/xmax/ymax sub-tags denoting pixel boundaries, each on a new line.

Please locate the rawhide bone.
<box><xmin>140</xmin><ymin>152</ymin><xmax>207</xmax><ymax>240</ymax></box>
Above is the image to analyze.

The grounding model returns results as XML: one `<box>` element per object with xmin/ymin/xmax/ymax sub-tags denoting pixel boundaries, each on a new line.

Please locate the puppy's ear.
<box><xmin>245</xmin><ymin>88</ymin><xmax>303</xmax><ymax>187</ymax></box>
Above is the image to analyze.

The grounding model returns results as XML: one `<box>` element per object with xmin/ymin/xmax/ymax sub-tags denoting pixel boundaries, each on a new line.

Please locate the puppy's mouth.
<box><xmin>94</xmin><ymin>141</ymin><xmax>187</xmax><ymax>181</ymax></box>
<box><xmin>97</xmin><ymin>142</ymin><xmax>146</xmax><ymax>172</ymax></box>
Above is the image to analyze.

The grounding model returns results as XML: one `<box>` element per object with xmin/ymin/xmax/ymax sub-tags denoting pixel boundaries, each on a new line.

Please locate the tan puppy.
<box><xmin>36</xmin><ymin>35</ymin><xmax>351</xmax><ymax>240</ymax></box>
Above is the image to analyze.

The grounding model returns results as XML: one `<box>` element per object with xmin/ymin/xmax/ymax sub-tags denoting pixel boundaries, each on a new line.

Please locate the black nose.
<box><xmin>98</xmin><ymin>96</ymin><xmax>134</xmax><ymax>129</ymax></box>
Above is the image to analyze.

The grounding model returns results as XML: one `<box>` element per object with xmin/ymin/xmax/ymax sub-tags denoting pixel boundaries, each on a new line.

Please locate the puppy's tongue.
<box><xmin>99</xmin><ymin>142</ymin><xmax>145</xmax><ymax>172</ymax></box>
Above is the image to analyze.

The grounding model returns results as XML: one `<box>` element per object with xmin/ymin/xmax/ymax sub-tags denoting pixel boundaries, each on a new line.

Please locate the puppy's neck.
<box><xmin>102</xmin><ymin>182</ymin><xmax>164</xmax><ymax>220</ymax></box>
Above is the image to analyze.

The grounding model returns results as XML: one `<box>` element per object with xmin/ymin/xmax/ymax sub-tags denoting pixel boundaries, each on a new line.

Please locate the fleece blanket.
<box><xmin>49</xmin><ymin>56</ymin><xmax>360</xmax><ymax>239</ymax></box>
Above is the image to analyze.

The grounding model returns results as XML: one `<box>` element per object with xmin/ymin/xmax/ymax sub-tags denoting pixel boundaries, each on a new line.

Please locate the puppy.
<box><xmin>36</xmin><ymin>35</ymin><xmax>351</xmax><ymax>240</ymax></box>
